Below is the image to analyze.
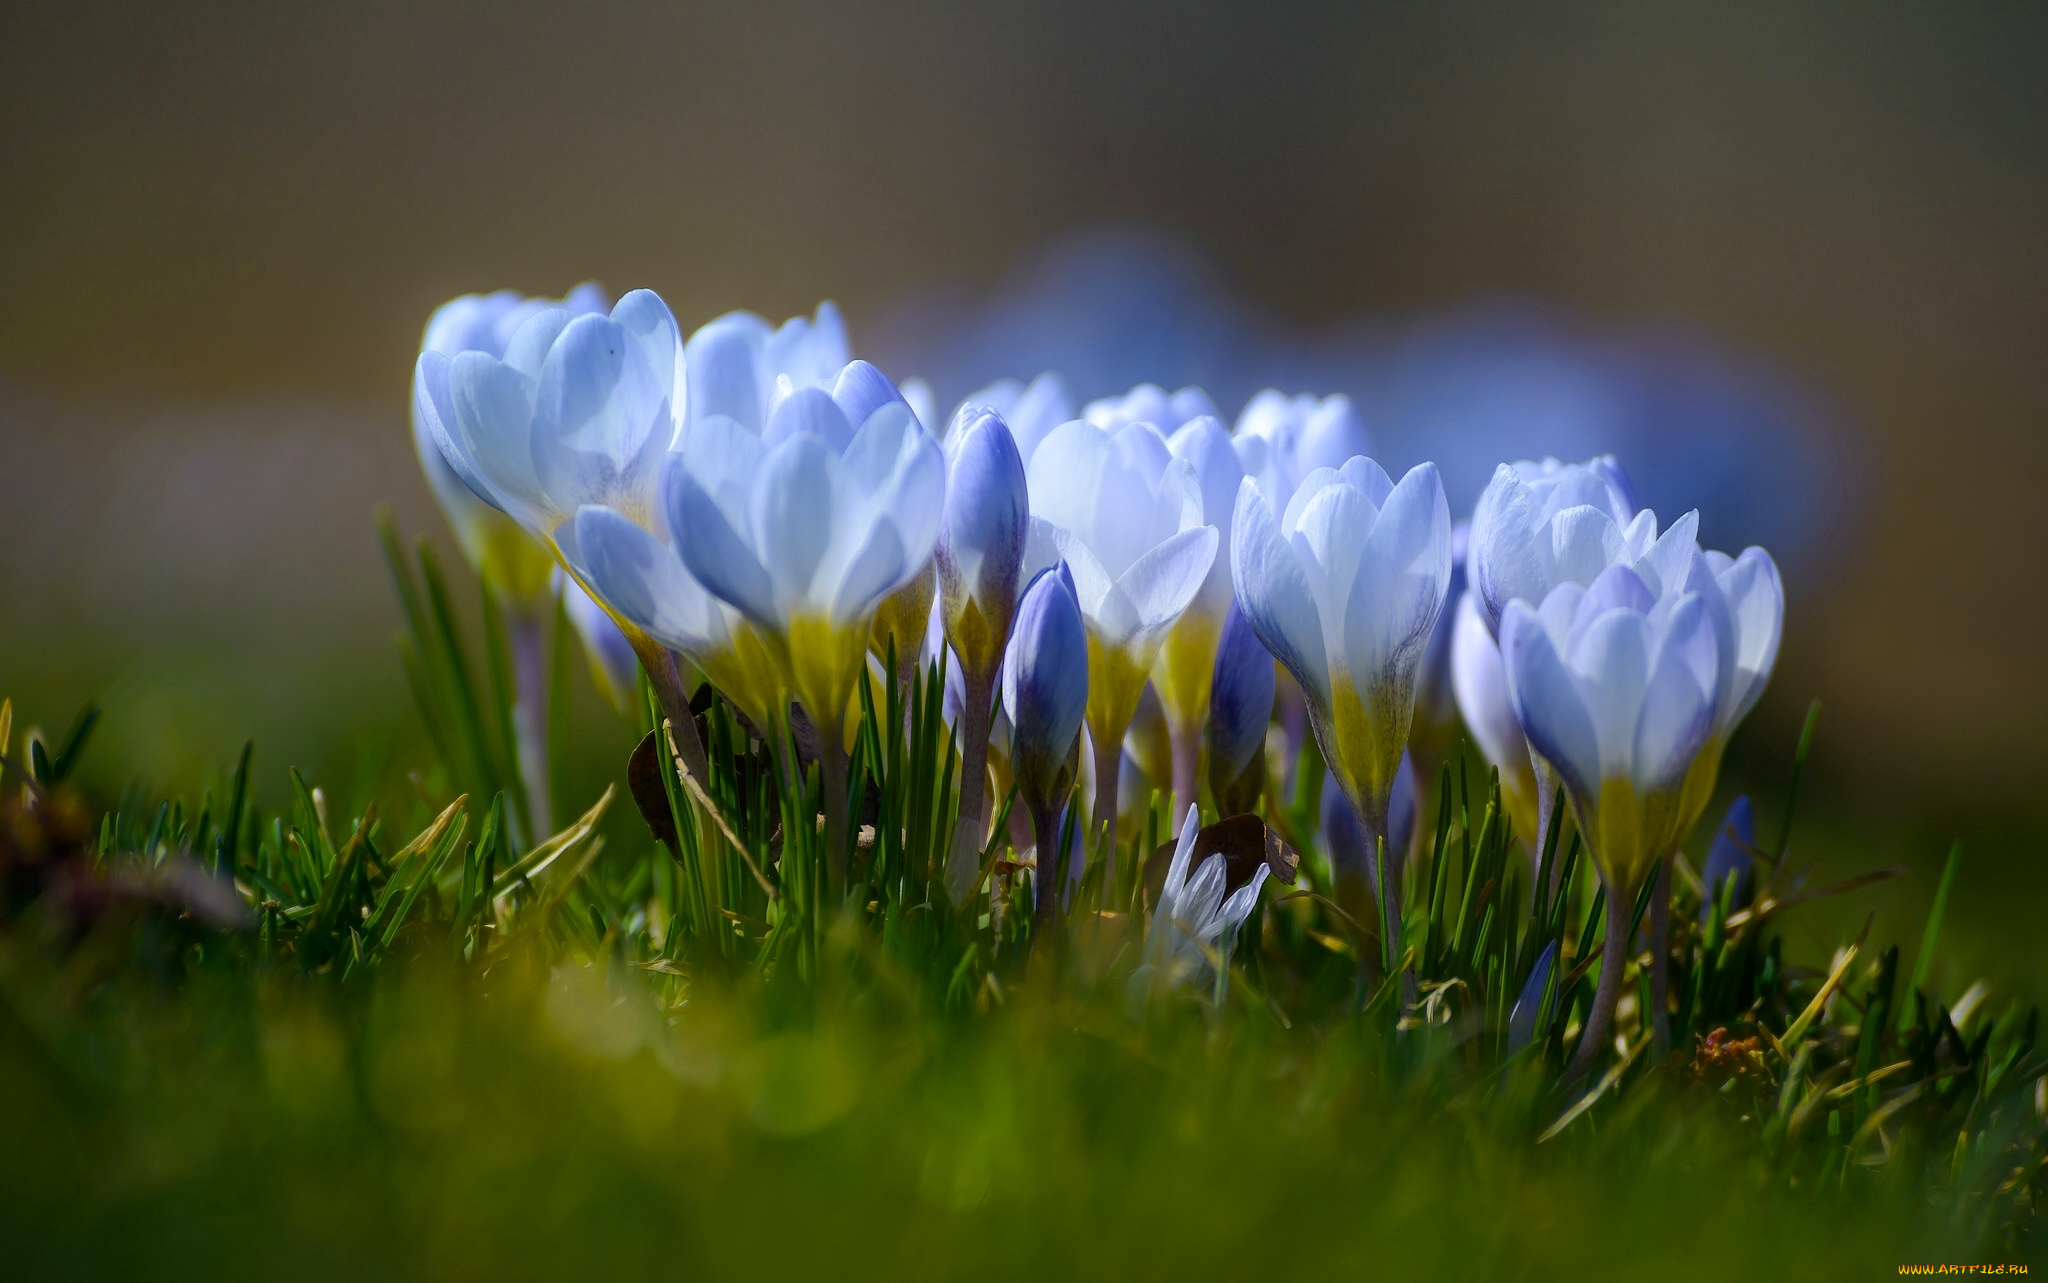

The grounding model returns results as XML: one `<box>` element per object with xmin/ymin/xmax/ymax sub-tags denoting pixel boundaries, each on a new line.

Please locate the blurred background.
<box><xmin>3</xmin><ymin>3</ymin><xmax>2043</xmax><ymax>981</ymax></box>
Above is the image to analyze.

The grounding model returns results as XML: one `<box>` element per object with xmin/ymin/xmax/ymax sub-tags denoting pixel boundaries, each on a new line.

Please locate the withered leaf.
<box><xmin>1141</xmin><ymin>812</ymin><xmax>1299</xmax><ymax>911</ymax></box>
<box><xmin>627</xmin><ymin>730</ymin><xmax>680</xmax><ymax>849</ymax></box>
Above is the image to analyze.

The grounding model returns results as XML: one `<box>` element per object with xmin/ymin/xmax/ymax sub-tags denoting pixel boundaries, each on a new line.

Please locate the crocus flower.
<box><xmin>934</xmin><ymin>406</ymin><xmax>1032</xmax><ymax>900</ymax></box>
<box><xmin>1699</xmin><ymin>794</ymin><xmax>1756</xmax><ymax>924</ymax></box>
<box><xmin>1232</xmin><ymin>391</ymin><xmax>1373</xmax><ymax>516</ymax></box>
<box><xmin>1449</xmin><ymin>594</ymin><xmax>1542</xmax><ymax>851</ymax></box>
<box><xmin>556</xmin><ymin>568</ymin><xmax>639</xmax><ymax>715</ymax></box>
<box><xmin>668</xmin><ymin>358</ymin><xmax>946</xmax><ymax>885</ymax></box>
<box><xmin>949</xmin><ymin>372</ymin><xmax>1073</xmax><ymax>468</ymax></box>
<box><xmin>1083</xmin><ymin>382</ymin><xmax>1219</xmax><ymax>434</ymax></box>
<box><xmin>1003</xmin><ymin>564</ymin><xmax>1091</xmax><ymax>924</ymax></box>
<box><xmin>1206</xmin><ymin>602</ymin><xmax>1276</xmax><ymax>817</ymax></box>
<box><xmin>1025</xmin><ymin>421</ymin><xmax>1219</xmax><ymax>854</ymax></box>
<box><xmin>1135</xmin><ymin>804</ymin><xmax>1271</xmax><ymax>998</ymax></box>
<box><xmin>1151</xmin><ymin>416</ymin><xmax>1248</xmax><ymax>814</ymax></box>
<box><xmin>1465</xmin><ymin>454</ymin><xmax>1645</xmax><ymax>636</ymax></box>
<box><xmin>413</xmin><ymin>283</ymin><xmax>607</xmax><ymax>606</ymax></box>
<box><xmin>681</xmin><ymin>302</ymin><xmax>849</xmax><ymax>434</ymax></box>
<box><xmin>1229</xmin><ymin>456</ymin><xmax>1451</xmax><ymax>951</ymax></box>
<box><xmin>1498</xmin><ymin>560</ymin><xmax>1721</xmax><ymax>1074</ymax></box>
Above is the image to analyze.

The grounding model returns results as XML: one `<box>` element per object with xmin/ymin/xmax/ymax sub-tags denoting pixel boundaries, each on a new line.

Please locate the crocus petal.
<box><xmin>1230</xmin><ymin>478</ymin><xmax>1329</xmax><ymax>700</ymax></box>
<box><xmin>1500</xmin><ymin>600</ymin><xmax>1600</xmax><ymax>801</ymax></box>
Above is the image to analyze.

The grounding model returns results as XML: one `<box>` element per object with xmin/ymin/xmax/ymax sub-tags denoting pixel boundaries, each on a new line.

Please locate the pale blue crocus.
<box><xmin>1465</xmin><ymin>454</ymin><xmax>1646</xmax><ymax>636</ymax></box>
<box><xmin>1083</xmin><ymin>382</ymin><xmax>1220</xmax><ymax>434</ymax></box>
<box><xmin>1499</xmin><ymin>563</ymin><xmax>1720</xmax><ymax>898</ymax></box>
<box><xmin>1231</xmin><ymin>391</ymin><xmax>1373</xmax><ymax>516</ymax></box>
<box><xmin>1206</xmin><ymin>602</ymin><xmax>1276</xmax><ymax>817</ymax></box>
<box><xmin>413</xmin><ymin>283</ymin><xmax>608</xmax><ymax>606</ymax></box>
<box><xmin>1025</xmin><ymin>420</ymin><xmax>1219</xmax><ymax>844</ymax></box>
<box><xmin>1449</xmin><ymin>592</ymin><xmax>1542</xmax><ymax>850</ymax></box>
<box><xmin>1410</xmin><ymin>523</ymin><xmax>1469</xmax><ymax>777</ymax></box>
<box><xmin>1003</xmin><ymin>563</ymin><xmax>1091</xmax><ymax>924</ymax></box>
<box><xmin>935</xmin><ymin>406</ymin><xmax>1033</xmax><ymax>900</ymax></box>
<box><xmin>1498</xmin><ymin>562</ymin><xmax>1721</xmax><ymax>1073</ymax></box>
<box><xmin>1136</xmin><ymin>804</ymin><xmax>1271</xmax><ymax>999</ymax></box>
<box><xmin>1152</xmin><ymin>416</ymin><xmax>1248</xmax><ymax>813</ymax></box>
<box><xmin>950</xmin><ymin>372</ymin><xmax>1073</xmax><ymax>468</ymax></box>
<box><xmin>680</xmin><ymin>302</ymin><xmax>849</xmax><ymax>436</ymax></box>
<box><xmin>1229</xmin><ymin>456</ymin><xmax>1452</xmax><ymax>940</ymax></box>
<box><xmin>667</xmin><ymin>360</ymin><xmax>945</xmax><ymax>760</ymax></box>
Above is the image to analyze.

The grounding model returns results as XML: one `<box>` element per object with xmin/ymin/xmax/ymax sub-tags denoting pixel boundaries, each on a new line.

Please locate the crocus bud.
<box><xmin>951</xmin><ymin>372</ymin><xmax>1073</xmax><ymax>467</ymax></box>
<box><xmin>1206</xmin><ymin>602</ymin><xmax>1276</xmax><ymax>817</ymax></box>
<box><xmin>1507</xmin><ymin>940</ymin><xmax>1559</xmax><ymax>1055</ymax></box>
<box><xmin>1698</xmin><ymin>794</ymin><xmax>1756</xmax><ymax>924</ymax></box>
<box><xmin>936</xmin><ymin>407</ymin><xmax>1031</xmax><ymax>683</ymax></box>
<box><xmin>1002</xmin><ymin>563</ymin><xmax>1091</xmax><ymax>822</ymax></box>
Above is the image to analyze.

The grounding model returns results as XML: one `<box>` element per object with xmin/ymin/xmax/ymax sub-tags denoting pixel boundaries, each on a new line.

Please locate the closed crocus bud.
<box><xmin>1230</xmin><ymin>456</ymin><xmax>1452</xmax><ymax>944</ymax></box>
<box><xmin>951</xmin><ymin>372</ymin><xmax>1073</xmax><ymax>468</ymax></box>
<box><xmin>1507</xmin><ymin>939</ymin><xmax>1559</xmax><ymax>1056</ymax></box>
<box><xmin>556</xmin><ymin>568</ymin><xmax>639</xmax><ymax>715</ymax></box>
<box><xmin>934</xmin><ymin>405</ymin><xmax>1033</xmax><ymax>898</ymax></box>
<box><xmin>1026</xmin><ymin>420</ymin><xmax>1219</xmax><ymax>850</ymax></box>
<box><xmin>1449</xmin><ymin>594</ymin><xmax>1541</xmax><ymax>850</ymax></box>
<box><xmin>1003</xmin><ymin>564</ymin><xmax>1091</xmax><ymax>922</ymax></box>
<box><xmin>1674</xmin><ymin>548</ymin><xmax>1785</xmax><ymax>835</ymax></box>
<box><xmin>937</xmin><ymin>408</ymin><xmax>1031</xmax><ymax>682</ymax></box>
<box><xmin>1207</xmin><ymin>602</ymin><xmax>1276</xmax><ymax>818</ymax></box>
<box><xmin>1151</xmin><ymin>416</ymin><xmax>1248</xmax><ymax>816</ymax></box>
<box><xmin>1466</xmin><ymin>454</ymin><xmax>1657</xmax><ymax>637</ymax></box>
<box><xmin>1699</xmin><ymin>794</ymin><xmax>1756</xmax><ymax>925</ymax></box>
<box><xmin>1231</xmin><ymin>391</ymin><xmax>1373</xmax><ymax>516</ymax></box>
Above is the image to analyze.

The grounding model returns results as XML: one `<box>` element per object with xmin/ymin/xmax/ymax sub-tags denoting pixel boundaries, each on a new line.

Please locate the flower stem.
<box><xmin>1169</xmin><ymin>721</ymin><xmax>1202</xmax><ymax>827</ymax></box>
<box><xmin>1649</xmin><ymin>855</ymin><xmax>1672</xmax><ymax>1057</ymax></box>
<box><xmin>630</xmin><ymin>637</ymin><xmax>712</xmax><ymax>790</ymax></box>
<box><xmin>1090</xmin><ymin>723</ymin><xmax>1123</xmax><ymax>901</ymax></box>
<box><xmin>944</xmin><ymin>667</ymin><xmax>997</xmax><ymax>904</ymax></box>
<box><xmin>1567</xmin><ymin>879</ymin><xmax>1632</xmax><ymax>1081</ymax></box>
<box><xmin>818</xmin><ymin>729</ymin><xmax>850</xmax><ymax>901</ymax></box>
<box><xmin>506</xmin><ymin>603</ymin><xmax>553</xmax><ymax>841</ymax></box>
<box><xmin>1031</xmin><ymin>801</ymin><xmax>1063</xmax><ymax>931</ymax></box>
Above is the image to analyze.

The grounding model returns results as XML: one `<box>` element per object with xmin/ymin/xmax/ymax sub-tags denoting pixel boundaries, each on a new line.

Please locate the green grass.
<box><xmin>0</xmin><ymin>530</ymin><xmax>2041</xmax><ymax>1278</ymax></box>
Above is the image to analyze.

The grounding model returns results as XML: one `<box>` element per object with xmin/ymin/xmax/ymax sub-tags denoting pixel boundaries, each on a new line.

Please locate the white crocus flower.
<box><xmin>1024</xmin><ymin>420</ymin><xmax>1219</xmax><ymax>853</ymax></box>
<box><xmin>1465</xmin><ymin>454</ymin><xmax>1646</xmax><ymax>636</ymax></box>
<box><xmin>1082</xmin><ymin>382</ymin><xmax>1219</xmax><ymax>434</ymax></box>
<box><xmin>1449</xmin><ymin>593</ymin><xmax>1542</xmax><ymax>852</ymax></box>
<box><xmin>667</xmin><ymin>361</ymin><xmax>947</xmax><ymax>888</ymax></box>
<box><xmin>1229</xmin><ymin>457</ymin><xmax>1451</xmax><ymax>949</ymax></box>
<box><xmin>1499</xmin><ymin>561</ymin><xmax>1722</xmax><ymax>1075</ymax></box>
<box><xmin>1135</xmin><ymin>805</ymin><xmax>1271</xmax><ymax>999</ymax></box>
<box><xmin>1231</xmin><ymin>391</ymin><xmax>1373</xmax><ymax>516</ymax></box>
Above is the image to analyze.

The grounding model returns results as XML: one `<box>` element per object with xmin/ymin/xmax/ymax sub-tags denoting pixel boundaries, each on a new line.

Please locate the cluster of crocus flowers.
<box><xmin>406</xmin><ymin>283</ymin><xmax>1786</xmax><ymax>1031</ymax></box>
